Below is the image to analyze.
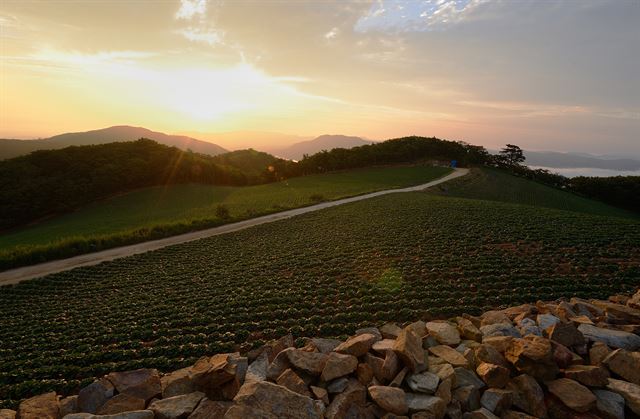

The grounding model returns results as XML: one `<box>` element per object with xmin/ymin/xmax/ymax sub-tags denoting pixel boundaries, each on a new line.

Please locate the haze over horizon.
<box><xmin>1</xmin><ymin>0</ymin><xmax>638</xmax><ymax>155</ymax></box>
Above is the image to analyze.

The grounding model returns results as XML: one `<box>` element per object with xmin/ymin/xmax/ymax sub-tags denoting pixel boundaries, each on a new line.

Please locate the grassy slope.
<box><xmin>427</xmin><ymin>167</ymin><xmax>636</xmax><ymax>219</ymax></box>
<box><xmin>2</xmin><ymin>193</ymin><xmax>638</xmax><ymax>406</ymax></box>
<box><xmin>0</xmin><ymin>165</ymin><xmax>451</xmax><ymax>250</ymax></box>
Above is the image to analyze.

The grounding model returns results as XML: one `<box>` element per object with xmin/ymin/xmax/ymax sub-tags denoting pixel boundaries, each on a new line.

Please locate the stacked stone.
<box><xmin>2</xmin><ymin>289</ymin><xmax>640</xmax><ymax>419</ymax></box>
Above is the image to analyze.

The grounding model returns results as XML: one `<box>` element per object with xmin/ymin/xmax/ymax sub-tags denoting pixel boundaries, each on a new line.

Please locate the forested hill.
<box><xmin>0</xmin><ymin>140</ymin><xmax>285</xmax><ymax>230</ymax></box>
<box><xmin>0</xmin><ymin>135</ymin><xmax>503</xmax><ymax>231</ymax></box>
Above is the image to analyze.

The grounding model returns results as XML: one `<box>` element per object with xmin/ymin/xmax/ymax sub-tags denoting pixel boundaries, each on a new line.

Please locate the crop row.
<box><xmin>1</xmin><ymin>193</ymin><xmax>638</xmax><ymax>407</ymax></box>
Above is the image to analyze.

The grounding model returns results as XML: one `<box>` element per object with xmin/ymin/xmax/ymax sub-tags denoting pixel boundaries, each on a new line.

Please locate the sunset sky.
<box><xmin>1</xmin><ymin>0</ymin><xmax>638</xmax><ymax>154</ymax></box>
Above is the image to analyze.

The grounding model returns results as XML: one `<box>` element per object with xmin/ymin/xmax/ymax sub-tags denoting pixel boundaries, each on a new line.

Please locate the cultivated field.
<box><xmin>428</xmin><ymin>167</ymin><xmax>636</xmax><ymax>219</ymax></box>
<box><xmin>0</xmin><ymin>165</ymin><xmax>451</xmax><ymax>269</ymax></box>
<box><xmin>1</xmin><ymin>192</ymin><xmax>638</xmax><ymax>407</ymax></box>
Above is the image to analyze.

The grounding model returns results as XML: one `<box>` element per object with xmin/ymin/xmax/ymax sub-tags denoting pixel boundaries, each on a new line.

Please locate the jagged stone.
<box><xmin>481</xmin><ymin>311</ymin><xmax>511</xmax><ymax>327</ymax></box>
<box><xmin>79</xmin><ymin>378</ymin><xmax>115</xmax><ymax>414</ymax></box>
<box><xmin>547</xmin><ymin>322</ymin><xmax>585</xmax><ymax>348</ymax></box>
<box><xmin>501</xmin><ymin>411</ymin><xmax>537</xmax><ymax>419</ymax></box>
<box><xmin>64</xmin><ymin>411</ymin><xmax>154</xmax><ymax>419</ymax></box>
<box><xmin>60</xmin><ymin>395</ymin><xmax>78</xmax><ymax>417</ymax></box>
<box><xmin>435</xmin><ymin>377</ymin><xmax>453</xmax><ymax>405</ymax></box>
<box><xmin>462</xmin><ymin>408</ymin><xmax>499</xmax><ymax>419</ymax></box>
<box><xmin>454</xmin><ymin>367</ymin><xmax>484</xmax><ymax>391</ymax></box>
<box><xmin>382</xmin><ymin>350</ymin><xmax>401</xmax><ymax>382</ymax></box>
<box><xmin>230</xmin><ymin>381</ymin><xmax>321</xmax><ymax>419</ymax></box>
<box><xmin>445</xmin><ymin>400</ymin><xmax>463</xmax><ymax>419</ymax></box>
<box><xmin>334</xmin><ymin>333</ymin><xmax>377</xmax><ymax>357</ymax></box>
<box><xmin>276</xmin><ymin>368</ymin><xmax>311</xmax><ymax>397</ymax></box>
<box><xmin>479</xmin><ymin>323</ymin><xmax>521</xmax><ymax>339</ymax></box>
<box><xmin>266</xmin><ymin>348</ymin><xmax>293</xmax><ymax>381</ymax></box>
<box><xmin>148</xmin><ymin>392</ymin><xmax>204</xmax><ymax>419</ymax></box>
<box><xmin>546</xmin><ymin>378</ymin><xmax>596</xmax><ymax>413</ymax></box>
<box><xmin>97</xmin><ymin>393</ymin><xmax>145</xmax><ymax>415</ymax></box>
<box><xmin>589</xmin><ymin>341</ymin><xmax>612</xmax><ymax>365</ymax></box>
<box><xmin>327</xmin><ymin>377</ymin><xmax>349</xmax><ymax>394</ymax></box>
<box><xmin>188</xmin><ymin>398</ymin><xmax>231</xmax><ymax>419</ymax></box>
<box><xmin>596</xmin><ymin>301</ymin><xmax>640</xmax><ymax>323</ymax></box>
<box><xmin>365</xmin><ymin>353</ymin><xmax>387</xmax><ymax>383</ymax></box>
<box><xmin>356</xmin><ymin>362</ymin><xmax>374</xmax><ymax>386</ymax></box>
<box><xmin>321</xmin><ymin>352</ymin><xmax>358</xmax><ymax>382</ymax></box>
<box><xmin>475</xmin><ymin>363</ymin><xmax>509</xmax><ymax>388</ymax></box>
<box><xmin>628</xmin><ymin>290</ymin><xmax>640</xmax><ymax>310</ymax></box>
<box><xmin>577</xmin><ymin>324</ymin><xmax>640</xmax><ymax>350</ymax></box>
<box><xmin>603</xmin><ymin>348</ymin><xmax>640</xmax><ymax>385</ymax></box>
<box><xmin>504</xmin><ymin>336</ymin><xmax>559</xmax><ymax>381</ymax></box>
<box><xmin>380</xmin><ymin>322</ymin><xmax>403</xmax><ymax>339</ymax></box>
<box><xmin>372</xmin><ymin>339</ymin><xmax>396</xmax><ymax>354</ymax></box>
<box><xmin>550</xmin><ymin>340</ymin><xmax>576</xmax><ymax>369</ymax></box>
<box><xmin>563</xmin><ymin>364</ymin><xmax>609</xmax><ymax>387</ymax></box>
<box><xmin>516</xmin><ymin>318</ymin><xmax>541</xmax><ymax>337</ymax></box>
<box><xmin>0</xmin><ymin>410</ymin><xmax>15</xmax><ymax>419</ymax></box>
<box><xmin>285</xmin><ymin>350</ymin><xmax>328</xmax><ymax>376</ymax></box>
<box><xmin>453</xmin><ymin>385</ymin><xmax>480</xmax><ymax>412</ymax></box>
<box><xmin>369</xmin><ymin>386</ymin><xmax>408</xmax><ymax>415</ymax></box>
<box><xmin>506</xmin><ymin>374</ymin><xmax>547</xmax><ymax>419</ymax></box>
<box><xmin>474</xmin><ymin>345</ymin><xmax>509</xmax><ymax>369</ymax></box>
<box><xmin>389</xmin><ymin>367</ymin><xmax>409</xmax><ymax>388</ymax></box>
<box><xmin>245</xmin><ymin>351</ymin><xmax>269</xmax><ymax>383</ymax></box>
<box><xmin>407</xmin><ymin>321</ymin><xmax>428</xmax><ymax>338</ymax></box>
<box><xmin>480</xmin><ymin>336</ymin><xmax>513</xmax><ymax>353</ymax></box>
<box><xmin>480</xmin><ymin>388</ymin><xmax>512</xmax><ymax>414</ymax></box>
<box><xmin>426</xmin><ymin>321</ymin><xmax>461</xmax><ymax>346</ymax></box>
<box><xmin>161</xmin><ymin>367</ymin><xmax>195</xmax><ymax>398</ymax></box>
<box><xmin>309</xmin><ymin>338</ymin><xmax>341</xmax><ymax>354</ymax></box>
<box><xmin>107</xmin><ymin>368</ymin><xmax>162</xmax><ymax>402</ymax></box>
<box><xmin>406</xmin><ymin>371</ymin><xmax>440</xmax><ymax>394</ymax></box>
<box><xmin>536</xmin><ymin>314</ymin><xmax>561</xmax><ymax>332</ymax></box>
<box><xmin>456</xmin><ymin>317</ymin><xmax>483</xmax><ymax>342</ymax></box>
<box><xmin>356</xmin><ymin>327</ymin><xmax>382</xmax><ymax>342</ymax></box>
<box><xmin>325</xmin><ymin>379</ymin><xmax>366</xmax><ymax>419</ymax></box>
<box><xmin>310</xmin><ymin>386</ymin><xmax>329</xmax><ymax>405</ymax></box>
<box><xmin>593</xmin><ymin>389</ymin><xmax>625</xmax><ymax>419</ymax></box>
<box><xmin>394</xmin><ymin>327</ymin><xmax>426</xmax><ymax>372</ymax></box>
<box><xmin>606</xmin><ymin>378</ymin><xmax>640</xmax><ymax>415</ymax></box>
<box><xmin>405</xmin><ymin>393</ymin><xmax>445</xmax><ymax>416</ymax></box>
<box><xmin>428</xmin><ymin>363</ymin><xmax>456</xmax><ymax>386</ymax></box>
<box><xmin>428</xmin><ymin>345</ymin><xmax>468</xmax><ymax>368</ymax></box>
<box><xmin>17</xmin><ymin>392</ymin><xmax>59</xmax><ymax>419</ymax></box>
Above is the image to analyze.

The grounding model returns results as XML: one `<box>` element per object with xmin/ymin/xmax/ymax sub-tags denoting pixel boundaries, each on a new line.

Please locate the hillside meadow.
<box><xmin>0</xmin><ymin>165</ymin><xmax>451</xmax><ymax>269</ymax></box>
<box><xmin>428</xmin><ymin>167</ymin><xmax>636</xmax><ymax>219</ymax></box>
<box><xmin>1</xmin><ymin>191</ymin><xmax>639</xmax><ymax>407</ymax></box>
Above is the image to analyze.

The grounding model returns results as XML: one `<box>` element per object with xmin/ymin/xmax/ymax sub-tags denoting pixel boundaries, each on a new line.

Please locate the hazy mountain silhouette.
<box><xmin>0</xmin><ymin>126</ymin><xmax>227</xmax><ymax>159</ymax></box>
<box><xmin>525</xmin><ymin>150</ymin><xmax>640</xmax><ymax>171</ymax></box>
<box><xmin>272</xmin><ymin>135</ymin><xmax>375</xmax><ymax>160</ymax></box>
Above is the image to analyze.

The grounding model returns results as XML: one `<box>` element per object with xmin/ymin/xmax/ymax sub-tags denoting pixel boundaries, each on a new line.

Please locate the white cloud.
<box><xmin>175</xmin><ymin>0</ymin><xmax>208</xmax><ymax>20</ymax></box>
<box><xmin>177</xmin><ymin>27</ymin><xmax>222</xmax><ymax>45</ymax></box>
<box><xmin>324</xmin><ymin>27</ymin><xmax>339</xmax><ymax>39</ymax></box>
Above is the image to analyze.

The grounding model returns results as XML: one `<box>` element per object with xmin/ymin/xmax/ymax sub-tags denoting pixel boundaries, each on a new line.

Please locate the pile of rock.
<box><xmin>2</xmin><ymin>290</ymin><xmax>640</xmax><ymax>419</ymax></box>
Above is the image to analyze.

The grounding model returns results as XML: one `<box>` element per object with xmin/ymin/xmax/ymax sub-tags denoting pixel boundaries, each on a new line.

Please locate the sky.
<box><xmin>0</xmin><ymin>0</ymin><xmax>638</xmax><ymax>155</ymax></box>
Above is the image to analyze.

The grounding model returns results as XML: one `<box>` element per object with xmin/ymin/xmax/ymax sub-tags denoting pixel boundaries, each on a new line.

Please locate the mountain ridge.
<box><xmin>0</xmin><ymin>126</ymin><xmax>227</xmax><ymax>159</ymax></box>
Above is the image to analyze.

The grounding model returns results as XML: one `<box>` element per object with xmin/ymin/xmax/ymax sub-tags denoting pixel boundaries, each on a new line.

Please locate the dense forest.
<box><xmin>0</xmin><ymin>140</ymin><xmax>285</xmax><ymax>230</ymax></box>
<box><xmin>569</xmin><ymin>176</ymin><xmax>640</xmax><ymax>213</ymax></box>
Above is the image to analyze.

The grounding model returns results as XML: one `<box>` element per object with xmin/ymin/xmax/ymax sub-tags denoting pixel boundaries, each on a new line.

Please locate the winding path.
<box><xmin>0</xmin><ymin>168</ymin><xmax>468</xmax><ymax>285</ymax></box>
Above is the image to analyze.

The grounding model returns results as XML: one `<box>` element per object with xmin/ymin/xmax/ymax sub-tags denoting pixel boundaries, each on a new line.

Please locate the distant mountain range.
<box><xmin>524</xmin><ymin>150</ymin><xmax>640</xmax><ymax>171</ymax></box>
<box><xmin>0</xmin><ymin>126</ymin><xmax>227</xmax><ymax>160</ymax></box>
<box><xmin>269</xmin><ymin>135</ymin><xmax>375</xmax><ymax>160</ymax></box>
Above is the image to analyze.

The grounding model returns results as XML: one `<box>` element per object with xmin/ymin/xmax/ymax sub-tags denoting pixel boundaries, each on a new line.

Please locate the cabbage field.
<box><xmin>1</xmin><ymin>192</ymin><xmax>639</xmax><ymax>407</ymax></box>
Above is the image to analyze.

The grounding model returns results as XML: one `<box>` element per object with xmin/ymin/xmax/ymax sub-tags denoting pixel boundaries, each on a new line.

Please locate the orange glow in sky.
<box><xmin>1</xmin><ymin>1</ymin><xmax>638</xmax><ymax>155</ymax></box>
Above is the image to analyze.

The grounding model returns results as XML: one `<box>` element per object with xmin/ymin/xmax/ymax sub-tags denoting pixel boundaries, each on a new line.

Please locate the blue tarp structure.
<box><xmin>451</xmin><ymin>160</ymin><xmax>457</xmax><ymax>168</ymax></box>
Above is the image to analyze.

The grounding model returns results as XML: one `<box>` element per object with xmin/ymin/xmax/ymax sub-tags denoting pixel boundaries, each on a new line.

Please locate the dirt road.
<box><xmin>0</xmin><ymin>168</ymin><xmax>468</xmax><ymax>285</ymax></box>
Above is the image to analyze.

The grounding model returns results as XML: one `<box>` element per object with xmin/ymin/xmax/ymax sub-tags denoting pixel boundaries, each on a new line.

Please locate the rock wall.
<box><xmin>3</xmin><ymin>290</ymin><xmax>640</xmax><ymax>419</ymax></box>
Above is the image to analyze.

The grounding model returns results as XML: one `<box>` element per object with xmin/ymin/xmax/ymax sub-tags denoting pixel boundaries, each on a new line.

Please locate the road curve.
<box><xmin>0</xmin><ymin>168</ymin><xmax>468</xmax><ymax>285</ymax></box>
